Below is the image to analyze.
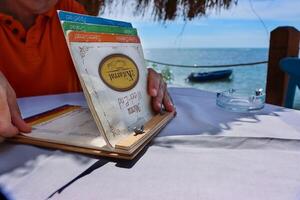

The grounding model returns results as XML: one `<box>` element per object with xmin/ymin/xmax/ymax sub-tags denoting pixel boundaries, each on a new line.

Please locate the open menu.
<box><xmin>10</xmin><ymin>11</ymin><xmax>175</xmax><ymax>160</ymax></box>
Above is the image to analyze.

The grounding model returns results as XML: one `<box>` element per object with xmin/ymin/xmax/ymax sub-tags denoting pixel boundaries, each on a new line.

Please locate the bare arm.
<box><xmin>0</xmin><ymin>72</ymin><xmax>31</xmax><ymax>137</ymax></box>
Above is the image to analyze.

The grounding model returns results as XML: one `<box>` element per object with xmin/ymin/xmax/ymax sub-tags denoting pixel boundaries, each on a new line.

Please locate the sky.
<box><xmin>101</xmin><ymin>0</ymin><xmax>300</xmax><ymax>48</ymax></box>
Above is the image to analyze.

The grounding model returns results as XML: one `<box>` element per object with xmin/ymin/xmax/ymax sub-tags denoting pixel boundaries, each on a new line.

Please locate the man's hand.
<box><xmin>147</xmin><ymin>68</ymin><xmax>175</xmax><ymax>113</ymax></box>
<box><xmin>0</xmin><ymin>72</ymin><xmax>31</xmax><ymax>137</ymax></box>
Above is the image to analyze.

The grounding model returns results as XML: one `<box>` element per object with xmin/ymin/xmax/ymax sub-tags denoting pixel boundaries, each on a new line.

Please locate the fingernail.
<box><xmin>157</xmin><ymin>102</ymin><xmax>161</xmax><ymax>109</ymax></box>
<box><xmin>151</xmin><ymin>89</ymin><xmax>157</xmax><ymax>96</ymax></box>
<box><xmin>159</xmin><ymin>104</ymin><xmax>166</xmax><ymax>115</ymax></box>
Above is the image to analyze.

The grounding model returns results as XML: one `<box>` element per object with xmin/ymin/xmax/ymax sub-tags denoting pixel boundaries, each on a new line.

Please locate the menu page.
<box><xmin>23</xmin><ymin>108</ymin><xmax>108</xmax><ymax>150</ymax></box>
<box><xmin>68</xmin><ymin>31</ymin><xmax>153</xmax><ymax>147</ymax></box>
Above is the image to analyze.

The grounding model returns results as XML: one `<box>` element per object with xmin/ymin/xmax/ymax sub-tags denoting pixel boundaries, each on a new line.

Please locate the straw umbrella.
<box><xmin>76</xmin><ymin>0</ymin><xmax>237</xmax><ymax>20</ymax></box>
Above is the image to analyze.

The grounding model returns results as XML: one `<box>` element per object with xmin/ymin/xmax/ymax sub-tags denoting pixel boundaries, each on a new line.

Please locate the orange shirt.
<box><xmin>0</xmin><ymin>0</ymin><xmax>86</xmax><ymax>97</ymax></box>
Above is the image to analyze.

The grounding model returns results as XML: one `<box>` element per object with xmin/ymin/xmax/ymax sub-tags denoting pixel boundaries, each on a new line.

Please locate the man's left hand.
<box><xmin>147</xmin><ymin>68</ymin><xmax>175</xmax><ymax>113</ymax></box>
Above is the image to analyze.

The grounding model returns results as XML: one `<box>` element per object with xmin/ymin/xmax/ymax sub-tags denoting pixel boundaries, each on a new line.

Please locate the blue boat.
<box><xmin>187</xmin><ymin>69</ymin><xmax>232</xmax><ymax>82</ymax></box>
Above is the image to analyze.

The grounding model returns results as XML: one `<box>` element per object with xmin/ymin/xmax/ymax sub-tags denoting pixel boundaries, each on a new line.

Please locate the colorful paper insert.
<box><xmin>58</xmin><ymin>10</ymin><xmax>132</xmax><ymax>28</ymax></box>
<box><xmin>62</xmin><ymin>21</ymin><xmax>138</xmax><ymax>35</ymax></box>
<box><xmin>67</xmin><ymin>31</ymin><xmax>140</xmax><ymax>43</ymax></box>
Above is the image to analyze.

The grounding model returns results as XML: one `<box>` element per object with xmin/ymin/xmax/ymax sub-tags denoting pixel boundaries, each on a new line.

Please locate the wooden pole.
<box><xmin>266</xmin><ymin>26</ymin><xmax>299</xmax><ymax>106</ymax></box>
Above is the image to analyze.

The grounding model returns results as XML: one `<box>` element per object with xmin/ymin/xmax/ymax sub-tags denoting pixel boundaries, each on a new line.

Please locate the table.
<box><xmin>1</xmin><ymin>88</ymin><xmax>300</xmax><ymax>200</ymax></box>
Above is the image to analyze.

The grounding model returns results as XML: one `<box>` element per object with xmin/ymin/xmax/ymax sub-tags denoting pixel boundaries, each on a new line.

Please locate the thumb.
<box><xmin>9</xmin><ymin>98</ymin><xmax>31</xmax><ymax>133</ymax></box>
<box><xmin>0</xmin><ymin>87</ymin><xmax>19</xmax><ymax>137</ymax></box>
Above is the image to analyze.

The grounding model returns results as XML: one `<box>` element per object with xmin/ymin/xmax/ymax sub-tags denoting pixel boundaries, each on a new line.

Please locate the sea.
<box><xmin>144</xmin><ymin>48</ymin><xmax>300</xmax><ymax>109</ymax></box>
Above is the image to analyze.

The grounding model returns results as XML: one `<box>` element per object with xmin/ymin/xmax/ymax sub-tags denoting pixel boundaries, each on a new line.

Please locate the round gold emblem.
<box><xmin>99</xmin><ymin>54</ymin><xmax>139</xmax><ymax>91</ymax></box>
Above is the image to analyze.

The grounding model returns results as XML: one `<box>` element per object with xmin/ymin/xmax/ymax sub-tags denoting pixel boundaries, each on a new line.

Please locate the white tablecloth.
<box><xmin>1</xmin><ymin>88</ymin><xmax>300</xmax><ymax>200</ymax></box>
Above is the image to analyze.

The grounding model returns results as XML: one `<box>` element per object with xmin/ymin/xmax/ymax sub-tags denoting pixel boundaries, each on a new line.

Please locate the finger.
<box><xmin>152</xmin><ymin>80</ymin><xmax>165</xmax><ymax>112</ymax></box>
<box><xmin>7</xmin><ymin>92</ymin><xmax>31</xmax><ymax>133</ymax></box>
<box><xmin>163</xmin><ymin>91</ymin><xmax>175</xmax><ymax>112</ymax></box>
<box><xmin>0</xmin><ymin>87</ymin><xmax>18</xmax><ymax>137</ymax></box>
<box><xmin>147</xmin><ymin>68</ymin><xmax>160</xmax><ymax>97</ymax></box>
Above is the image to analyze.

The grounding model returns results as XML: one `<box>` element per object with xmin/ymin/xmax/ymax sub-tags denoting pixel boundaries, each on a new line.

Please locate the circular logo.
<box><xmin>99</xmin><ymin>54</ymin><xmax>139</xmax><ymax>91</ymax></box>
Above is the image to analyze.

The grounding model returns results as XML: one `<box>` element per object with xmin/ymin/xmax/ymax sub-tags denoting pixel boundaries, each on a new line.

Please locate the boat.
<box><xmin>187</xmin><ymin>69</ymin><xmax>232</xmax><ymax>82</ymax></box>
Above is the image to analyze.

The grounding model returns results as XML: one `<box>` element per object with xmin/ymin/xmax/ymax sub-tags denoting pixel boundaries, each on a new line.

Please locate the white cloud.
<box><xmin>209</xmin><ymin>0</ymin><xmax>300</xmax><ymax>21</ymax></box>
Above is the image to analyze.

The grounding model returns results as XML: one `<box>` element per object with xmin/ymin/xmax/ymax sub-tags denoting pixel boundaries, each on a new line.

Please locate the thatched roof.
<box><xmin>76</xmin><ymin>0</ymin><xmax>237</xmax><ymax>20</ymax></box>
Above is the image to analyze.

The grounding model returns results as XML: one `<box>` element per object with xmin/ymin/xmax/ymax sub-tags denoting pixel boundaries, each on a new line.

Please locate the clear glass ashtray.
<box><xmin>216</xmin><ymin>89</ymin><xmax>265</xmax><ymax>113</ymax></box>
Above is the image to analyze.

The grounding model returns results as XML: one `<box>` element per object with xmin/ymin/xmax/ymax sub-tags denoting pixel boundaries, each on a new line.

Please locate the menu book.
<box><xmin>10</xmin><ymin>12</ymin><xmax>175</xmax><ymax>160</ymax></box>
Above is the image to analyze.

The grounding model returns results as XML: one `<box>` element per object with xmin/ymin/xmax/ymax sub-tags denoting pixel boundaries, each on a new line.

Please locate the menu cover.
<box><xmin>10</xmin><ymin>11</ymin><xmax>175</xmax><ymax>160</ymax></box>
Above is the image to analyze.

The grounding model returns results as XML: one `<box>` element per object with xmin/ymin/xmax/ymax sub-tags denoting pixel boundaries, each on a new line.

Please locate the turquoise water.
<box><xmin>144</xmin><ymin>48</ymin><xmax>300</xmax><ymax>109</ymax></box>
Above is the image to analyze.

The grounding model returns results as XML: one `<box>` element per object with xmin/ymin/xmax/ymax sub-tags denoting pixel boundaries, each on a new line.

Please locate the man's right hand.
<box><xmin>0</xmin><ymin>72</ymin><xmax>31</xmax><ymax>137</ymax></box>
